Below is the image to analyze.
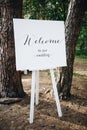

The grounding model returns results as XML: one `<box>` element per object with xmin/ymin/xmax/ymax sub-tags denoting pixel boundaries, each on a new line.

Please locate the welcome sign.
<box><xmin>13</xmin><ymin>19</ymin><xmax>67</xmax><ymax>71</ymax></box>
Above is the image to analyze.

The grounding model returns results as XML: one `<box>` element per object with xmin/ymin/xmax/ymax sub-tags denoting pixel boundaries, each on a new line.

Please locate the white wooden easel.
<box><xmin>29</xmin><ymin>69</ymin><xmax>62</xmax><ymax>124</ymax></box>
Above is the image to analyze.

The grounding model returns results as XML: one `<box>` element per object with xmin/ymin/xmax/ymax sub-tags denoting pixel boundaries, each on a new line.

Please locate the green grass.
<box><xmin>73</xmin><ymin>72</ymin><xmax>86</xmax><ymax>77</ymax></box>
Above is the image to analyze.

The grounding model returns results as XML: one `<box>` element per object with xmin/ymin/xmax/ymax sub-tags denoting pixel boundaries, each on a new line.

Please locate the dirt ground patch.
<box><xmin>0</xmin><ymin>58</ymin><xmax>87</xmax><ymax>130</ymax></box>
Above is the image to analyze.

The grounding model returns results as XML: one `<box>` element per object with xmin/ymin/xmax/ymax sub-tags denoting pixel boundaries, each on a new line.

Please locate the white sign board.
<box><xmin>13</xmin><ymin>19</ymin><xmax>67</xmax><ymax>71</ymax></box>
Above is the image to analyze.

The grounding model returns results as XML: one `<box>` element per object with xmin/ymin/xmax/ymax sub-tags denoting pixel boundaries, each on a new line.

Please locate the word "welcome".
<box><xmin>24</xmin><ymin>35</ymin><xmax>60</xmax><ymax>46</ymax></box>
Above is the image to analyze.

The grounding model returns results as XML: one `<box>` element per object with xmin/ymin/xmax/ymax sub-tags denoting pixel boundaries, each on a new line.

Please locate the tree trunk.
<box><xmin>0</xmin><ymin>0</ymin><xmax>25</xmax><ymax>98</ymax></box>
<box><xmin>57</xmin><ymin>0</ymin><xmax>87</xmax><ymax>99</ymax></box>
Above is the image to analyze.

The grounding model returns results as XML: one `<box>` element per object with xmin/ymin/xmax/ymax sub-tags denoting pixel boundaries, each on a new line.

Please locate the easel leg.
<box><xmin>50</xmin><ymin>69</ymin><xmax>62</xmax><ymax>117</ymax></box>
<box><xmin>35</xmin><ymin>70</ymin><xmax>39</xmax><ymax>105</ymax></box>
<box><xmin>29</xmin><ymin>71</ymin><xmax>36</xmax><ymax>124</ymax></box>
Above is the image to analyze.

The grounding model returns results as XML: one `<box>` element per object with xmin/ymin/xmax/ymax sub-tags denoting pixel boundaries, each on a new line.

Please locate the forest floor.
<box><xmin>0</xmin><ymin>57</ymin><xmax>87</xmax><ymax>130</ymax></box>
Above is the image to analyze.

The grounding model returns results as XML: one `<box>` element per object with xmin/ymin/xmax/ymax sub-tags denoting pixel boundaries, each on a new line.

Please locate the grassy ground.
<box><xmin>0</xmin><ymin>57</ymin><xmax>87</xmax><ymax>130</ymax></box>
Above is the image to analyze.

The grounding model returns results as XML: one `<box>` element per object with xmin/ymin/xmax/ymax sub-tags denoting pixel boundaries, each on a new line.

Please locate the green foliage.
<box><xmin>76</xmin><ymin>12</ymin><xmax>87</xmax><ymax>57</ymax></box>
<box><xmin>23</xmin><ymin>0</ymin><xmax>69</xmax><ymax>21</ymax></box>
<box><xmin>76</xmin><ymin>48</ymin><xmax>87</xmax><ymax>58</ymax></box>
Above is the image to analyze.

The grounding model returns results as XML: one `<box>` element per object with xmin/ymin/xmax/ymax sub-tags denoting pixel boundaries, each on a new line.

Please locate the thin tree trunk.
<box><xmin>0</xmin><ymin>0</ymin><xmax>25</xmax><ymax>97</ymax></box>
<box><xmin>57</xmin><ymin>0</ymin><xmax>87</xmax><ymax>99</ymax></box>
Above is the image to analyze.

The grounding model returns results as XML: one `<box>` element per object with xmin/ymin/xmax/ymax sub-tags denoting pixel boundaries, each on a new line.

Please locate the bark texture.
<box><xmin>0</xmin><ymin>0</ymin><xmax>25</xmax><ymax>97</ymax></box>
<box><xmin>57</xmin><ymin>0</ymin><xmax>87</xmax><ymax>99</ymax></box>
